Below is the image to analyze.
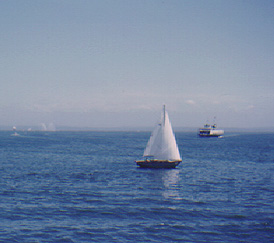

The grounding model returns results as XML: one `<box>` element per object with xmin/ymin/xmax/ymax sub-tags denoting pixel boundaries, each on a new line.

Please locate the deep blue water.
<box><xmin>0</xmin><ymin>131</ymin><xmax>273</xmax><ymax>242</ymax></box>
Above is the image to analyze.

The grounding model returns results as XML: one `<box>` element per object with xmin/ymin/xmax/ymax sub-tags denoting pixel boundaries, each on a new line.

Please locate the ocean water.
<box><xmin>0</xmin><ymin>131</ymin><xmax>273</xmax><ymax>243</ymax></box>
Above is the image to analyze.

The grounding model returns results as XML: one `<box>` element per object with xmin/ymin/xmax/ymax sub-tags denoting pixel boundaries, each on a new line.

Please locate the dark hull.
<box><xmin>136</xmin><ymin>160</ymin><xmax>182</xmax><ymax>169</ymax></box>
<box><xmin>199</xmin><ymin>134</ymin><xmax>221</xmax><ymax>137</ymax></box>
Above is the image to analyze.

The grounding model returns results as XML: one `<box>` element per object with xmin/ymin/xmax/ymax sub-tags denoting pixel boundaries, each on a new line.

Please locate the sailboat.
<box><xmin>136</xmin><ymin>105</ymin><xmax>182</xmax><ymax>169</ymax></box>
<box><xmin>11</xmin><ymin>126</ymin><xmax>20</xmax><ymax>136</ymax></box>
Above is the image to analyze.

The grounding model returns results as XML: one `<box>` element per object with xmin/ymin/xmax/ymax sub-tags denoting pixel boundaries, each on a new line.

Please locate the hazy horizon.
<box><xmin>1</xmin><ymin>1</ymin><xmax>273</xmax><ymax>129</ymax></box>
<box><xmin>2</xmin><ymin>124</ymin><xmax>274</xmax><ymax>133</ymax></box>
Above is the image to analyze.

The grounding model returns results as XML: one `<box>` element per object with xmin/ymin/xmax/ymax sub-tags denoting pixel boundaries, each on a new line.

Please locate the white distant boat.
<box><xmin>11</xmin><ymin>126</ymin><xmax>20</xmax><ymax>136</ymax></box>
<box><xmin>136</xmin><ymin>105</ymin><xmax>182</xmax><ymax>169</ymax></box>
<box><xmin>11</xmin><ymin>132</ymin><xmax>20</xmax><ymax>136</ymax></box>
<box><xmin>198</xmin><ymin>123</ymin><xmax>224</xmax><ymax>137</ymax></box>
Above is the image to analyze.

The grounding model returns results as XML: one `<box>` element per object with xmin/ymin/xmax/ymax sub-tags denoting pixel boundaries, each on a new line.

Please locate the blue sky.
<box><xmin>1</xmin><ymin>0</ymin><xmax>273</xmax><ymax>129</ymax></box>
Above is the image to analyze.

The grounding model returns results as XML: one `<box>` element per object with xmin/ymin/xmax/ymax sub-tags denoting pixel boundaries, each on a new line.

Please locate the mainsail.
<box><xmin>143</xmin><ymin>105</ymin><xmax>181</xmax><ymax>161</ymax></box>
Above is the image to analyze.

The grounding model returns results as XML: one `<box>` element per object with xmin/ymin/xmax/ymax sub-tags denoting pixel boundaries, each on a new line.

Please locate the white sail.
<box><xmin>143</xmin><ymin>106</ymin><xmax>181</xmax><ymax>161</ymax></box>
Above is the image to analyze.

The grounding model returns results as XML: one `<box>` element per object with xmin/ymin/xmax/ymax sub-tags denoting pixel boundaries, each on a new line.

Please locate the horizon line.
<box><xmin>1</xmin><ymin>125</ymin><xmax>274</xmax><ymax>133</ymax></box>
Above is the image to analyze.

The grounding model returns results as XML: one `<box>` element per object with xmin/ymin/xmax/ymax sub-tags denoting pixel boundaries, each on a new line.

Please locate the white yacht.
<box><xmin>198</xmin><ymin>123</ymin><xmax>224</xmax><ymax>137</ymax></box>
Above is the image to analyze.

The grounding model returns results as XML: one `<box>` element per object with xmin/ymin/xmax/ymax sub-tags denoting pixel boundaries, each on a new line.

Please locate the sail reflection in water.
<box><xmin>162</xmin><ymin>170</ymin><xmax>181</xmax><ymax>199</ymax></box>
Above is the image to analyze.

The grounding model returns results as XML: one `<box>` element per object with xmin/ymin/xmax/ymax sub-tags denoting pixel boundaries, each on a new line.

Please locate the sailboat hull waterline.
<box><xmin>136</xmin><ymin>105</ymin><xmax>182</xmax><ymax>169</ymax></box>
<box><xmin>136</xmin><ymin>160</ymin><xmax>182</xmax><ymax>169</ymax></box>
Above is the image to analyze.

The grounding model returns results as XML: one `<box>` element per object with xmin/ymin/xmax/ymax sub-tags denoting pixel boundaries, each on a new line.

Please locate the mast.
<box><xmin>163</xmin><ymin>105</ymin><xmax>166</xmax><ymax>126</ymax></box>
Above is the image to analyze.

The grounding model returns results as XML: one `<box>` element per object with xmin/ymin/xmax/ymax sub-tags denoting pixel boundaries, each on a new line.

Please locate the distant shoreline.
<box><xmin>1</xmin><ymin>126</ymin><xmax>274</xmax><ymax>133</ymax></box>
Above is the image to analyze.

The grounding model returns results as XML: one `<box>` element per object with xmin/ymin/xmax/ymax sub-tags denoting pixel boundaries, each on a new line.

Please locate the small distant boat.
<box><xmin>11</xmin><ymin>126</ymin><xmax>20</xmax><ymax>136</ymax></box>
<box><xmin>136</xmin><ymin>105</ymin><xmax>182</xmax><ymax>169</ymax></box>
<box><xmin>11</xmin><ymin>132</ymin><xmax>20</xmax><ymax>136</ymax></box>
<box><xmin>198</xmin><ymin>123</ymin><xmax>224</xmax><ymax>137</ymax></box>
